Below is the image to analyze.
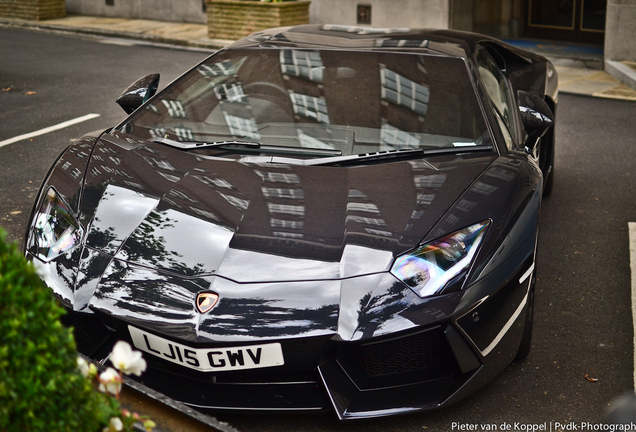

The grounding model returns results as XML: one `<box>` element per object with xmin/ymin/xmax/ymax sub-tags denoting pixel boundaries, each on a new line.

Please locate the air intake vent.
<box><xmin>353</xmin><ymin>328</ymin><xmax>444</xmax><ymax>376</ymax></box>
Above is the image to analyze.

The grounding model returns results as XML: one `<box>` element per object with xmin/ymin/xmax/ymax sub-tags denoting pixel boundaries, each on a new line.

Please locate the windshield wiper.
<box><xmin>151</xmin><ymin>137</ymin><xmax>261</xmax><ymax>150</ymax></box>
<box><xmin>152</xmin><ymin>136</ymin><xmax>346</xmax><ymax>157</ymax></box>
<box><xmin>301</xmin><ymin>145</ymin><xmax>493</xmax><ymax>166</ymax></box>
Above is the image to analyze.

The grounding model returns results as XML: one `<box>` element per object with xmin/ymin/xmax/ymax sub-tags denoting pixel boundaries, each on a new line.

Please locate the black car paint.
<box><xmin>24</xmin><ymin>25</ymin><xmax>555</xmax><ymax>419</ymax></box>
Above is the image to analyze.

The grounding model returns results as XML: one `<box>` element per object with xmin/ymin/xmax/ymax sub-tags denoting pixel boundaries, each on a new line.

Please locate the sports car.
<box><xmin>24</xmin><ymin>24</ymin><xmax>557</xmax><ymax>420</ymax></box>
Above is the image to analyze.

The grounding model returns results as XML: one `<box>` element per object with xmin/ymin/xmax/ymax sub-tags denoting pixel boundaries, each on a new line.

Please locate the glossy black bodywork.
<box><xmin>24</xmin><ymin>25</ymin><xmax>556</xmax><ymax>420</ymax></box>
<box><xmin>116</xmin><ymin>73</ymin><xmax>160</xmax><ymax>115</ymax></box>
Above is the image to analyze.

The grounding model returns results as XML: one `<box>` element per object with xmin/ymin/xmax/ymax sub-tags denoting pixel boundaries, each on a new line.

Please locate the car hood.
<box><xmin>80</xmin><ymin>133</ymin><xmax>494</xmax><ymax>283</ymax></box>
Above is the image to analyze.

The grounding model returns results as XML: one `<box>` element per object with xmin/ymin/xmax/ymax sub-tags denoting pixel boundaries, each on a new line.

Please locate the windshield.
<box><xmin>118</xmin><ymin>48</ymin><xmax>490</xmax><ymax>156</ymax></box>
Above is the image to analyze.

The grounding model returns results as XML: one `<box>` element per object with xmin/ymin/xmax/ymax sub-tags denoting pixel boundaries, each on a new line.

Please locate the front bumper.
<box><xmin>31</xmin><ymin>231</ymin><xmax>534</xmax><ymax>420</ymax></box>
<box><xmin>61</xmin><ymin>262</ymin><xmax>530</xmax><ymax>421</ymax></box>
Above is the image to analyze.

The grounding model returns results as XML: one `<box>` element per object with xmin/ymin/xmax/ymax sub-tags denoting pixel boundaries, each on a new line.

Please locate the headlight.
<box><xmin>31</xmin><ymin>188</ymin><xmax>84</xmax><ymax>262</ymax></box>
<box><xmin>391</xmin><ymin>221</ymin><xmax>490</xmax><ymax>298</ymax></box>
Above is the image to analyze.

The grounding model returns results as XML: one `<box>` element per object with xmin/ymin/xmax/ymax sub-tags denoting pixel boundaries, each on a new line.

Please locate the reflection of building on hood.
<box><xmin>64</xmin><ymin>131</ymin><xmax>506</xmax><ymax>283</ymax></box>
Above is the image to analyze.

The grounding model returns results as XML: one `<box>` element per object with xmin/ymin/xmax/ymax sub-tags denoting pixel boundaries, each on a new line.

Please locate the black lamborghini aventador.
<box><xmin>24</xmin><ymin>24</ymin><xmax>557</xmax><ymax>420</ymax></box>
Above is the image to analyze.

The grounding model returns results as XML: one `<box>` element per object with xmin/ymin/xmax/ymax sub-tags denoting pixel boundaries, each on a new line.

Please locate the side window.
<box><xmin>494</xmin><ymin>112</ymin><xmax>515</xmax><ymax>151</ymax></box>
<box><xmin>476</xmin><ymin>49</ymin><xmax>516</xmax><ymax>150</ymax></box>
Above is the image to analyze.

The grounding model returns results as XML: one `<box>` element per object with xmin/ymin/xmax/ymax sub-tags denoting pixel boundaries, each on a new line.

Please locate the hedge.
<box><xmin>0</xmin><ymin>228</ymin><xmax>104</xmax><ymax>431</ymax></box>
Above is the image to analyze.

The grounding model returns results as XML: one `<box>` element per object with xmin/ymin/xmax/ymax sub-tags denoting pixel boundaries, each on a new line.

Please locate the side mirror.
<box><xmin>116</xmin><ymin>74</ymin><xmax>160</xmax><ymax>114</ymax></box>
<box><xmin>517</xmin><ymin>90</ymin><xmax>554</xmax><ymax>152</ymax></box>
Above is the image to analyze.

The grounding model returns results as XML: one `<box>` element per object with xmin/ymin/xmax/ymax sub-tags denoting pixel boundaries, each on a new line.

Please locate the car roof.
<box><xmin>226</xmin><ymin>24</ymin><xmax>499</xmax><ymax>58</ymax></box>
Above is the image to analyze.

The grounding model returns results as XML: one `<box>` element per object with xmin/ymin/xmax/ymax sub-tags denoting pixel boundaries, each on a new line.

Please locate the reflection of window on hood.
<box><xmin>381</xmin><ymin>122</ymin><xmax>421</xmax><ymax>150</ymax></box>
<box><xmin>280</xmin><ymin>50</ymin><xmax>325</xmax><ymax>83</ymax></box>
<box><xmin>380</xmin><ymin>66</ymin><xmax>430</xmax><ymax>117</ymax></box>
<box><xmin>161</xmin><ymin>100</ymin><xmax>188</xmax><ymax>119</ymax></box>
<box><xmin>222</xmin><ymin>113</ymin><xmax>260</xmax><ymax>140</ymax></box>
<box><xmin>214</xmin><ymin>83</ymin><xmax>247</xmax><ymax>103</ymax></box>
<box><xmin>197</xmin><ymin>60</ymin><xmax>237</xmax><ymax>77</ymax></box>
<box><xmin>289</xmin><ymin>91</ymin><xmax>330</xmax><ymax>124</ymax></box>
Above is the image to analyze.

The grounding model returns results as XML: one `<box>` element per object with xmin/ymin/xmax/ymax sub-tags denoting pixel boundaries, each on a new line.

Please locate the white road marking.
<box><xmin>0</xmin><ymin>113</ymin><xmax>101</xmax><ymax>149</ymax></box>
<box><xmin>629</xmin><ymin>222</ymin><xmax>636</xmax><ymax>390</ymax></box>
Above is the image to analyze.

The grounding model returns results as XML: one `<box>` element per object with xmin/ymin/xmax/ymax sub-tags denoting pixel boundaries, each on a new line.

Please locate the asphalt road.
<box><xmin>1</xmin><ymin>26</ymin><xmax>635</xmax><ymax>432</ymax></box>
<box><xmin>0</xmin><ymin>27</ymin><xmax>208</xmax><ymax>244</ymax></box>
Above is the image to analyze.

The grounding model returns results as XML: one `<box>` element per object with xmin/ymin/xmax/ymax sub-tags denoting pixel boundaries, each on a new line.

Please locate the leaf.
<box><xmin>584</xmin><ymin>374</ymin><xmax>598</xmax><ymax>382</ymax></box>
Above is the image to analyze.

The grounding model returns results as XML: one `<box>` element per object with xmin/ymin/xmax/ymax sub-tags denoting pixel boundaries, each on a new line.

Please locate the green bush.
<box><xmin>0</xmin><ymin>229</ymin><xmax>103</xmax><ymax>431</ymax></box>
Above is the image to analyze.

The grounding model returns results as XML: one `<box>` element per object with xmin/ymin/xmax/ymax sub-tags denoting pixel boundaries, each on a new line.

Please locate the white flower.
<box><xmin>110</xmin><ymin>341</ymin><xmax>147</xmax><ymax>376</ymax></box>
<box><xmin>102</xmin><ymin>416</ymin><xmax>124</xmax><ymax>432</ymax></box>
<box><xmin>98</xmin><ymin>367</ymin><xmax>122</xmax><ymax>396</ymax></box>
<box><xmin>76</xmin><ymin>356</ymin><xmax>98</xmax><ymax>378</ymax></box>
<box><xmin>77</xmin><ymin>357</ymin><xmax>90</xmax><ymax>378</ymax></box>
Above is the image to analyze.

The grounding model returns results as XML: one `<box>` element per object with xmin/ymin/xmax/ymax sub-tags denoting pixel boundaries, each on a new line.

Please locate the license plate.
<box><xmin>128</xmin><ymin>326</ymin><xmax>285</xmax><ymax>372</ymax></box>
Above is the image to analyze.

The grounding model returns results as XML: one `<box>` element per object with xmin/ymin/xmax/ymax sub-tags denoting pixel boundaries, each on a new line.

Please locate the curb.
<box><xmin>0</xmin><ymin>17</ymin><xmax>228</xmax><ymax>51</ymax></box>
<box><xmin>80</xmin><ymin>354</ymin><xmax>240</xmax><ymax>432</ymax></box>
<box><xmin>605</xmin><ymin>60</ymin><xmax>636</xmax><ymax>90</ymax></box>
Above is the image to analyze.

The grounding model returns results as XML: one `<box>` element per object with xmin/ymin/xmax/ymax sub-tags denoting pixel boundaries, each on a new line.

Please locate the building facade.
<box><xmin>66</xmin><ymin>0</ymin><xmax>636</xmax><ymax>65</ymax></box>
<box><xmin>65</xmin><ymin>0</ymin><xmax>608</xmax><ymax>44</ymax></box>
<box><xmin>309</xmin><ymin>0</ymin><xmax>607</xmax><ymax>44</ymax></box>
<box><xmin>65</xmin><ymin>0</ymin><xmax>208</xmax><ymax>24</ymax></box>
